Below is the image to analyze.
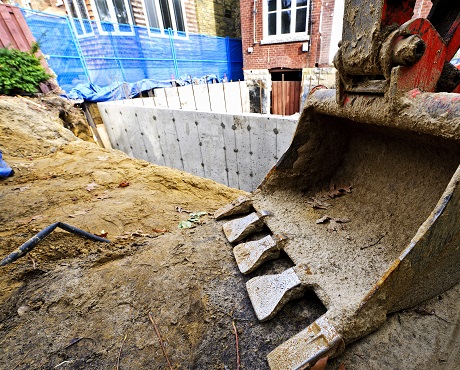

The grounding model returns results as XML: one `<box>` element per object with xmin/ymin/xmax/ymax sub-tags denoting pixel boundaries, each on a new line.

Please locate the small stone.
<box><xmin>17</xmin><ymin>305</ymin><xmax>31</xmax><ymax>316</ymax></box>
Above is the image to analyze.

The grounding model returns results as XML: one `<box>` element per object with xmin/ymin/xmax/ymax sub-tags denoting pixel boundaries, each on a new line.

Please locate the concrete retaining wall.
<box><xmin>98</xmin><ymin>100</ymin><xmax>298</xmax><ymax>191</ymax></box>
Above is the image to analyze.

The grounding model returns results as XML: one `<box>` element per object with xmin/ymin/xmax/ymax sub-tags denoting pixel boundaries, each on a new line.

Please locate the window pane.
<box><xmin>119</xmin><ymin>23</ymin><xmax>132</xmax><ymax>32</ymax></box>
<box><xmin>296</xmin><ymin>0</ymin><xmax>308</xmax><ymax>7</ymax></box>
<box><xmin>282</xmin><ymin>0</ymin><xmax>291</xmax><ymax>10</ymax></box>
<box><xmin>159</xmin><ymin>0</ymin><xmax>173</xmax><ymax>29</ymax></box>
<box><xmin>94</xmin><ymin>0</ymin><xmax>111</xmax><ymax>22</ymax></box>
<box><xmin>268</xmin><ymin>0</ymin><xmax>276</xmax><ymax>12</ymax></box>
<box><xmin>83</xmin><ymin>19</ymin><xmax>92</xmax><ymax>33</ymax></box>
<box><xmin>295</xmin><ymin>8</ymin><xmax>307</xmax><ymax>32</ymax></box>
<box><xmin>145</xmin><ymin>0</ymin><xmax>160</xmax><ymax>28</ymax></box>
<box><xmin>268</xmin><ymin>12</ymin><xmax>276</xmax><ymax>35</ymax></box>
<box><xmin>74</xmin><ymin>20</ymin><xmax>83</xmax><ymax>34</ymax></box>
<box><xmin>76</xmin><ymin>0</ymin><xmax>89</xmax><ymax>18</ymax></box>
<box><xmin>68</xmin><ymin>0</ymin><xmax>79</xmax><ymax>18</ymax></box>
<box><xmin>172</xmin><ymin>0</ymin><xmax>185</xmax><ymax>32</ymax></box>
<box><xmin>281</xmin><ymin>10</ymin><xmax>290</xmax><ymax>33</ymax></box>
<box><xmin>113</xmin><ymin>0</ymin><xmax>129</xmax><ymax>24</ymax></box>
<box><xmin>102</xmin><ymin>22</ymin><xmax>115</xmax><ymax>32</ymax></box>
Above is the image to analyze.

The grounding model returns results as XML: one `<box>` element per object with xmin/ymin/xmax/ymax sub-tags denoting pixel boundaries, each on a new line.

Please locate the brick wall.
<box><xmin>318</xmin><ymin>0</ymin><xmax>335</xmax><ymax>65</ymax></box>
<box><xmin>195</xmin><ymin>0</ymin><xmax>240</xmax><ymax>37</ymax></box>
<box><xmin>413</xmin><ymin>0</ymin><xmax>432</xmax><ymax>18</ymax></box>
<box><xmin>240</xmin><ymin>0</ymin><xmax>332</xmax><ymax>71</ymax></box>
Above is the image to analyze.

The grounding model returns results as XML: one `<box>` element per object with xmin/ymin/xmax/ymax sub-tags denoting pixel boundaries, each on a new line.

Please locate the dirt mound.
<box><xmin>0</xmin><ymin>96</ymin><xmax>326</xmax><ymax>370</ymax></box>
<box><xmin>0</xmin><ymin>96</ymin><xmax>458</xmax><ymax>370</ymax></box>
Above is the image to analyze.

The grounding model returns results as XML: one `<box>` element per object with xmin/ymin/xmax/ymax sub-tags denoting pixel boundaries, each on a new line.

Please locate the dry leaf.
<box><xmin>152</xmin><ymin>228</ymin><xmax>167</xmax><ymax>233</ymax></box>
<box><xmin>85</xmin><ymin>182</ymin><xmax>98</xmax><ymax>191</ymax></box>
<box><xmin>95</xmin><ymin>230</ymin><xmax>108</xmax><ymax>238</ymax></box>
<box><xmin>316</xmin><ymin>215</ymin><xmax>331</xmax><ymax>224</ymax></box>
<box><xmin>18</xmin><ymin>214</ymin><xmax>43</xmax><ymax>224</ymax></box>
<box><xmin>118</xmin><ymin>181</ymin><xmax>130</xmax><ymax>187</ymax></box>
<box><xmin>308</xmin><ymin>197</ymin><xmax>331</xmax><ymax>209</ymax></box>
<box><xmin>316</xmin><ymin>216</ymin><xmax>351</xmax><ymax>231</ymax></box>
<box><xmin>327</xmin><ymin>219</ymin><xmax>340</xmax><ymax>232</ymax></box>
<box><xmin>329</xmin><ymin>183</ymin><xmax>353</xmax><ymax>198</ymax></box>
<box><xmin>69</xmin><ymin>208</ymin><xmax>93</xmax><ymax>218</ymax></box>
<box><xmin>311</xmin><ymin>356</ymin><xmax>328</xmax><ymax>370</ymax></box>
<box><xmin>93</xmin><ymin>190</ymin><xmax>111</xmax><ymax>201</ymax></box>
<box><xmin>14</xmin><ymin>185</ymin><xmax>30</xmax><ymax>192</ymax></box>
<box><xmin>175</xmin><ymin>206</ymin><xmax>191</xmax><ymax>213</ymax></box>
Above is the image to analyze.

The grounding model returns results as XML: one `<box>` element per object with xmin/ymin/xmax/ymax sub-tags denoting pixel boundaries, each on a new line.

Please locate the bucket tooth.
<box><xmin>246</xmin><ymin>267</ymin><xmax>304</xmax><ymax>322</ymax></box>
<box><xmin>222</xmin><ymin>211</ymin><xmax>269</xmax><ymax>244</ymax></box>
<box><xmin>214</xmin><ymin>196</ymin><xmax>253</xmax><ymax>220</ymax></box>
<box><xmin>267</xmin><ymin>316</ymin><xmax>345</xmax><ymax>370</ymax></box>
<box><xmin>233</xmin><ymin>234</ymin><xmax>287</xmax><ymax>274</ymax></box>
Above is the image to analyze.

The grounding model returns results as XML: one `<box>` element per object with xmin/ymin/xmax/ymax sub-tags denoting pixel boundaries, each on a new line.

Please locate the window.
<box><xmin>64</xmin><ymin>0</ymin><xmax>94</xmax><ymax>36</ymax></box>
<box><xmin>90</xmin><ymin>0</ymin><xmax>135</xmax><ymax>34</ymax></box>
<box><xmin>143</xmin><ymin>0</ymin><xmax>187</xmax><ymax>36</ymax></box>
<box><xmin>263</xmin><ymin>0</ymin><xmax>310</xmax><ymax>43</ymax></box>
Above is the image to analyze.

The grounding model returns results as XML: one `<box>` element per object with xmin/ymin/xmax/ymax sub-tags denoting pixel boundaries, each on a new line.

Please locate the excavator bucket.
<box><xmin>216</xmin><ymin>1</ymin><xmax>460</xmax><ymax>368</ymax></box>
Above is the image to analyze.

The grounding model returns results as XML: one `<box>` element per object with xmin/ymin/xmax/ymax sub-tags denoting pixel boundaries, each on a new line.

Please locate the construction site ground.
<box><xmin>0</xmin><ymin>95</ymin><xmax>458</xmax><ymax>369</ymax></box>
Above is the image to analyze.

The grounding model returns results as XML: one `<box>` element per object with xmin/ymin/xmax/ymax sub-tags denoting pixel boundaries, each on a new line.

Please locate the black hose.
<box><xmin>0</xmin><ymin>222</ymin><xmax>110</xmax><ymax>267</ymax></box>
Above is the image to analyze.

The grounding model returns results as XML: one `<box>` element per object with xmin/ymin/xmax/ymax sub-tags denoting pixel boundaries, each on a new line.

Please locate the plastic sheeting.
<box><xmin>22</xmin><ymin>9</ymin><xmax>243</xmax><ymax>94</ymax></box>
<box><xmin>0</xmin><ymin>151</ymin><xmax>13</xmax><ymax>178</ymax></box>
<box><xmin>65</xmin><ymin>75</ymin><xmax>219</xmax><ymax>102</ymax></box>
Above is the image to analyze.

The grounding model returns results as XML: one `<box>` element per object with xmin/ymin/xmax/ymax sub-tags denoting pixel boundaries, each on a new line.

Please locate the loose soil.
<box><xmin>0</xmin><ymin>95</ymin><xmax>458</xmax><ymax>369</ymax></box>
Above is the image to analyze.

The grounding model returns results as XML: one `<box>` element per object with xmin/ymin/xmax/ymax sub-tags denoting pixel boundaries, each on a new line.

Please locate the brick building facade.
<box><xmin>239</xmin><ymin>0</ymin><xmax>438</xmax><ymax>114</ymax></box>
<box><xmin>195</xmin><ymin>0</ymin><xmax>240</xmax><ymax>37</ymax></box>
<box><xmin>240</xmin><ymin>0</ymin><xmax>336</xmax><ymax>114</ymax></box>
<box><xmin>240</xmin><ymin>0</ymin><xmax>334</xmax><ymax>72</ymax></box>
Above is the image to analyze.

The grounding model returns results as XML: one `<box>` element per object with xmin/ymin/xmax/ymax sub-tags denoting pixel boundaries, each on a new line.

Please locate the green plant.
<box><xmin>0</xmin><ymin>43</ymin><xmax>51</xmax><ymax>95</ymax></box>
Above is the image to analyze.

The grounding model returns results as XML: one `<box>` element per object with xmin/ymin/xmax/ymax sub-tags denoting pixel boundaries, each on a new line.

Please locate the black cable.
<box><xmin>0</xmin><ymin>222</ymin><xmax>110</xmax><ymax>267</ymax></box>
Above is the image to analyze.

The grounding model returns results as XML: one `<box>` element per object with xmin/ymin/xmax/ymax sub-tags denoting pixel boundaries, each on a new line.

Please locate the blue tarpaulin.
<box><xmin>0</xmin><ymin>151</ymin><xmax>13</xmax><ymax>178</ymax></box>
<box><xmin>22</xmin><ymin>9</ymin><xmax>243</xmax><ymax>94</ymax></box>
<box><xmin>65</xmin><ymin>75</ymin><xmax>220</xmax><ymax>102</ymax></box>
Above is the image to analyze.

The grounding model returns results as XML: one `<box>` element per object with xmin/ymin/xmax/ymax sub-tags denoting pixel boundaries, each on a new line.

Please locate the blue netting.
<box><xmin>21</xmin><ymin>8</ymin><xmax>243</xmax><ymax>94</ymax></box>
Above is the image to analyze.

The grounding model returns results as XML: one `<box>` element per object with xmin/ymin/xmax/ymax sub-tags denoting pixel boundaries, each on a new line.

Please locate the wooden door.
<box><xmin>271</xmin><ymin>80</ymin><xmax>301</xmax><ymax>115</ymax></box>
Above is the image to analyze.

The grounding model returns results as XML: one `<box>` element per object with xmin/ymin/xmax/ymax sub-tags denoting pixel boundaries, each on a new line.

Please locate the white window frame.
<box><xmin>262</xmin><ymin>0</ymin><xmax>311</xmax><ymax>44</ymax></box>
<box><xmin>64</xmin><ymin>0</ymin><xmax>95</xmax><ymax>38</ymax></box>
<box><xmin>141</xmin><ymin>0</ymin><xmax>188</xmax><ymax>38</ymax></box>
<box><xmin>89</xmin><ymin>0</ymin><xmax>135</xmax><ymax>35</ymax></box>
